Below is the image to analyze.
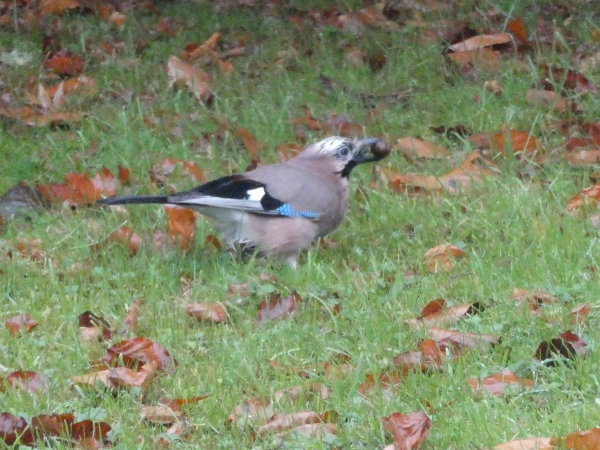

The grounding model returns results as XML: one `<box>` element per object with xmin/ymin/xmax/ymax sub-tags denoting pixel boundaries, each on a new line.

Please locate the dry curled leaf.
<box><xmin>395</xmin><ymin>137</ymin><xmax>450</xmax><ymax>160</ymax></box>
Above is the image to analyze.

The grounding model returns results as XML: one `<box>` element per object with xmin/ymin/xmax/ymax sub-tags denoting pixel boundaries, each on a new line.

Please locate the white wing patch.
<box><xmin>246</xmin><ymin>187</ymin><xmax>266</xmax><ymax>202</ymax></box>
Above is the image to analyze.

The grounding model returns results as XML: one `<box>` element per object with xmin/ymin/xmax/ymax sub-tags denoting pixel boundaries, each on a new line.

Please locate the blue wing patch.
<box><xmin>276</xmin><ymin>204</ymin><xmax>319</xmax><ymax>219</ymax></box>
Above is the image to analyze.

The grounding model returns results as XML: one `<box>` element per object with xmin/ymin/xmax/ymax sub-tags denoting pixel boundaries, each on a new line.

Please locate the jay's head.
<box><xmin>295</xmin><ymin>136</ymin><xmax>390</xmax><ymax>177</ymax></box>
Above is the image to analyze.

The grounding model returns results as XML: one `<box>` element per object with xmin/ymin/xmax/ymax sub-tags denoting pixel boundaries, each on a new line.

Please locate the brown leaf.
<box><xmin>164</xmin><ymin>205</ymin><xmax>196</xmax><ymax>251</ymax></box>
<box><xmin>484</xmin><ymin>80</ymin><xmax>503</xmax><ymax>96</ymax></box>
<box><xmin>358</xmin><ymin>371</ymin><xmax>403</xmax><ymax>398</ymax></box>
<box><xmin>184</xmin><ymin>303</ymin><xmax>227</xmax><ymax>323</ymax></box>
<box><xmin>395</xmin><ymin>137</ymin><xmax>450</xmax><ymax>160</ymax></box>
<box><xmin>525</xmin><ymin>89</ymin><xmax>570</xmax><ymax>113</ymax></box>
<box><xmin>43</xmin><ymin>52</ymin><xmax>84</xmax><ymax>76</ymax></box>
<box><xmin>535</xmin><ymin>330</ymin><xmax>588</xmax><ymax>365</ymax></box>
<box><xmin>141</xmin><ymin>404</ymin><xmax>182</xmax><ymax>425</ymax></box>
<box><xmin>510</xmin><ymin>288</ymin><xmax>558</xmax><ymax>311</ymax></box>
<box><xmin>566</xmin><ymin>183</ymin><xmax>600</xmax><ymax>213</ymax></box>
<box><xmin>393</xmin><ymin>339</ymin><xmax>444</xmax><ymax>374</ymax></box>
<box><xmin>120</xmin><ymin>298</ymin><xmax>143</xmax><ymax>334</ymax></box>
<box><xmin>565</xmin><ymin>150</ymin><xmax>600</xmax><ymax>167</ymax></box>
<box><xmin>554</xmin><ymin>428</ymin><xmax>600</xmax><ymax>450</ymax></box>
<box><xmin>381</xmin><ymin>411</ymin><xmax>431</xmax><ymax>450</ymax></box>
<box><xmin>107</xmin><ymin>362</ymin><xmax>158</xmax><ymax>395</ymax></box>
<box><xmin>507</xmin><ymin>17</ymin><xmax>530</xmax><ymax>46</ymax></box>
<box><xmin>7</xmin><ymin>371</ymin><xmax>50</xmax><ymax>394</ymax></box>
<box><xmin>467</xmin><ymin>370</ymin><xmax>534</xmax><ymax>395</ymax></box>
<box><xmin>149</xmin><ymin>158</ymin><xmax>207</xmax><ymax>186</ymax></box>
<box><xmin>228</xmin><ymin>397</ymin><xmax>274</xmax><ymax>425</ymax></box>
<box><xmin>257</xmin><ymin>410</ymin><xmax>332</xmax><ymax>435</ymax></box>
<box><xmin>5</xmin><ymin>313</ymin><xmax>37</xmax><ymax>336</ymax></box>
<box><xmin>167</xmin><ymin>55</ymin><xmax>213</xmax><ymax>104</ymax></box>
<box><xmin>429</xmin><ymin>328</ymin><xmax>499</xmax><ymax>352</ymax></box>
<box><xmin>446</xmin><ymin>48</ymin><xmax>501</xmax><ymax>71</ymax></box>
<box><xmin>422</xmin><ymin>244</ymin><xmax>465</xmax><ymax>272</ymax></box>
<box><xmin>94</xmin><ymin>226</ymin><xmax>143</xmax><ymax>256</ymax></box>
<box><xmin>41</xmin><ymin>0</ymin><xmax>80</xmax><ymax>14</ymax></box>
<box><xmin>494</xmin><ymin>437</ymin><xmax>552</xmax><ymax>450</ymax></box>
<box><xmin>448</xmin><ymin>33</ymin><xmax>511</xmax><ymax>52</ymax></box>
<box><xmin>117</xmin><ymin>166</ymin><xmax>131</xmax><ymax>185</ymax></box>
<box><xmin>106</xmin><ymin>337</ymin><xmax>176</xmax><ymax>371</ymax></box>
<box><xmin>541</xmin><ymin>67</ymin><xmax>597</xmax><ymax>95</ymax></box>
<box><xmin>78</xmin><ymin>311</ymin><xmax>112</xmax><ymax>341</ymax></box>
<box><xmin>407</xmin><ymin>299</ymin><xmax>478</xmax><ymax>329</ymax></box>
<box><xmin>0</xmin><ymin>413</ymin><xmax>28</xmax><ymax>446</ymax></box>
<box><xmin>569</xmin><ymin>304</ymin><xmax>590</xmax><ymax>325</ymax></box>
<box><xmin>277</xmin><ymin>423</ymin><xmax>336</xmax><ymax>439</ymax></box>
<box><xmin>258</xmin><ymin>291</ymin><xmax>302</xmax><ymax>325</ymax></box>
<box><xmin>491</xmin><ymin>130</ymin><xmax>544</xmax><ymax>158</ymax></box>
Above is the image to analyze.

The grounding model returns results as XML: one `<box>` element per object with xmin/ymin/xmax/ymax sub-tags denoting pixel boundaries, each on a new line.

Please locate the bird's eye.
<box><xmin>338</xmin><ymin>146</ymin><xmax>350</xmax><ymax>157</ymax></box>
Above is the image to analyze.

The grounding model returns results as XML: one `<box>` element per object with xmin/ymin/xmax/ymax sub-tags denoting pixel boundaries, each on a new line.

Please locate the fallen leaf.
<box><xmin>149</xmin><ymin>158</ymin><xmax>207</xmax><ymax>186</ymax></box>
<box><xmin>525</xmin><ymin>89</ymin><xmax>570</xmax><ymax>113</ymax></box>
<box><xmin>554</xmin><ymin>428</ymin><xmax>600</xmax><ymax>450</ymax></box>
<box><xmin>228</xmin><ymin>397</ymin><xmax>274</xmax><ymax>425</ymax></box>
<box><xmin>165</xmin><ymin>205</ymin><xmax>196</xmax><ymax>251</ymax></box>
<box><xmin>167</xmin><ymin>55</ymin><xmax>213</xmax><ymax>104</ymax></box>
<box><xmin>448</xmin><ymin>33</ymin><xmax>511</xmax><ymax>52</ymax></box>
<box><xmin>395</xmin><ymin>137</ymin><xmax>450</xmax><ymax>160</ymax></box>
<box><xmin>257</xmin><ymin>410</ymin><xmax>333</xmax><ymax>435</ymax></box>
<box><xmin>535</xmin><ymin>330</ymin><xmax>588</xmax><ymax>365</ymax></box>
<box><xmin>494</xmin><ymin>437</ymin><xmax>552</xmax><ymax>450</ymax></box>
<box><xmin>491</xmin><ymin>130</ymin><xmax>544</xmax><ymax>158</ymax></box>
<box><xmin>43</xmin><ymin>52</ymin><xmax>84</xmax><ymax>76</ymax></box>
<box><xmin>566</xmin><ymin>183</ymin><xmax>600</xmax><ymax>213</ymax></box>
<box><xmin>258</xmin><ymin>291</ymin><xmax>302</xmax><ymax>325</ymax></box>
<box><xmin>429</xmin><ymin>328</ymin><xmax>499</xmax><ymax>352</ymax></box>
<box><xmin>510</xmin><ymin>288</ymin><xmax>558</xmax><ymax>311</ymax></box>
<box><xmin>41</xmin><ymin>0</ymin><xmax>81</xmax><ymax>14</ymax></box>
<box><xmin>141</xmin><ymin>404</ymin><xmax>182</xmax><ymax>425</ymax></box>
<box><xmin>484</xmin><ymin>80</ymin><xmax>503</xmax><ymax>96</ymax></box>
<box><xmin>78</xmin><ymin>311</ymin><xmax>112</xmax><ymax>341</ymax></box>
<box><xmin>381</xmin><ymin>411</ymin><xmax>431</xmax><ymax>450</ymax></box>
<box><xmin>184</xmin><ymin>303</ymin><xmax>227</xmax><ymax>323</ymax></box>
<box><xmin>277</xmin><ymin>423</ymin><xmax>336</xmax><ymax>439</ymax></box>
<box><xmin>564</xmin><ymin>150</ymin><xmax>600</xmax><ymax>167</ymax></box>
<box><xmin>393</xmin><ymin>339</ymin><xmax>444</xmax><ymax>374</ymax></box>
<box><xmin>406</xmin><ymin>299</ymin><xmax>480</xmax><ymax>329</ymax></box>
<box><xmin>5</xmin><ymin>313</ymin><xmax>38</xmax><ymax>336</ymax></box>
<box><xmin>106</xmin><ymin>337</ymin><xmax>176</xmax><ymax>371</ymax></box>
<box><xmin>422</xmin><ymin>244</ymin><xmax>465</xmax><ymax>272</ymax></box>
<box><xmin>358</xmin><ymin>371</ymin><xmax>403</xmax><ymax>398</ymax></box>
<box><xmin>120</xmin><ymin>298</ymin><xmax>143</xmax><ymax>334</ymax></box>
<box><xmin>467</xmin><ymin>370</ymin><xmax>534</xmax><ymax>395</ymax></box>
<box><xmin>7</xmin><ymin>371</ymin><xmax>50</xmax><ymax>394</ymax></box>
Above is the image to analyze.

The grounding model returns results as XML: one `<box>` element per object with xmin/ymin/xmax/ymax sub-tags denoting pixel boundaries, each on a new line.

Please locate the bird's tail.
<box><xmin>97</xmin><ymin>195</ymin><xmax>169</xmax><ymax>205</ymax></box>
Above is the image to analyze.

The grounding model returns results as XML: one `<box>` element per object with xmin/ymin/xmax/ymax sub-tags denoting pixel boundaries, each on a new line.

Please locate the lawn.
<box><xmin>2</xmin><ymin>0</ymin><xmax>600</xmax><ymax>448</ymax></box>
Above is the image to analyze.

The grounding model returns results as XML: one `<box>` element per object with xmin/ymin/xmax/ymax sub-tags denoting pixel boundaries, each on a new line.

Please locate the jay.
<box><xmin>98</xmin><ymin>136</ymin><xmax>390</xmax><ymax>267</ymax></box>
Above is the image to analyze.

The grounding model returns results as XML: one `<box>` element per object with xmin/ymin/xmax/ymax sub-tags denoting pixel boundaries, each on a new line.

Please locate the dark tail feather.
<box><xmin>97</xmin><ymin>195</ymin><xmax>169</xmax><ymax>205</ymax></box>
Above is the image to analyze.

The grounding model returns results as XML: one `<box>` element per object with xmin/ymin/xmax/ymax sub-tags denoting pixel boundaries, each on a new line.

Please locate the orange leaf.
<box><xmin>41</xmin><ymin>0</ymin><xmax>81</xmax><ymax>14</ymax></box>
<box><xmin>492</xmin><ymin>130</ymin><xmax>543</xmax><ymax>157</ymax></box>
<box><xmin>43</xmin><ymin>52</ymin><xmax>84</xmax><ymax>76</ymax></box>
<box><xmin>149</xmin><ymin>158</ymin><xmax>207</xmax><ymax>186</ymax></box>
<box><xmin>184</xmin><ymin>303</ymin><xmax>227</xmax><ymax>323</ymax></box>
<box><xmin>5</xmin><ymin>314</ymin><xmax>37</xmax><ymax>336</ymax></box>
<box><xmin>566</xmin><ymin>183</ymin><xmax>600</xmax><ymax>213</ymax></box>
<box><xmin>108</xmin><ymin>226</ymin><xmax>143</xmax><ymax>256</ymax></box>
<box><xmin>557</xmin><ymin>428</ymin><xmax>600</xmax><ymax>450</ymax></box>
<box><xmin>164</xmin><ymin>205</ymin><xmax>196</xmax><ymax>251</ymax></box>
<box><xmin>167</xmin><ymin>55</ymin><xmax>213</xmax><ymax>103</ymax></box>
<box><xmin>507</xmin><ymin>18</ymin><xmax>529</xmax><ymax>45</ymax></box>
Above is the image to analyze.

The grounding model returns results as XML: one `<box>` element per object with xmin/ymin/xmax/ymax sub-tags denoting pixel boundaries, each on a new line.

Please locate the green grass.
<box><xmin>2</xmin><ymin>1</ymin><xmax>600</xmax><ymax>448</ymax></box>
